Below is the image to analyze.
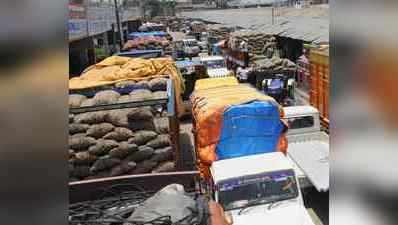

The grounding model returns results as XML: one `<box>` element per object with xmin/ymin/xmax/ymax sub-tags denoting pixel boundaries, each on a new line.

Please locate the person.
<box><xmin>239</xmin><ymin>41</ymin><xmax>248</xmax><ymax>53</ymax></box>
<box><xmin>236</xmin><ymin>66</ymin><xmax>250</xmax><ymax>82</ymax></box>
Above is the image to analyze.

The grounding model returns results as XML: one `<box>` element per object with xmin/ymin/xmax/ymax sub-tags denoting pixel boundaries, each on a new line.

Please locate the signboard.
<box><xmin>69</xmin><ymin>2</ymin><xmax>88</xmax><ymax>41</ymax></box>
<box><xmin>69</xmin><ymin>1</ymin><xmax>139</xmax><ymax>40</ymax></box>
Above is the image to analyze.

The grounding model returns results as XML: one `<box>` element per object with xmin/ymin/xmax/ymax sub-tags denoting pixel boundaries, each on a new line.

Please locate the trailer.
<box><xmin>308</xmin><ymin>46</ymin><xmax>329</xmax><ymax>130</ymax></box>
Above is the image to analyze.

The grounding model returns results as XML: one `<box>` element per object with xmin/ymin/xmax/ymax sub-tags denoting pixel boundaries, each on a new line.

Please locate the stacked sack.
<box><xmin>69</xmin><ymin>78</ymin><xmax>175</xmax><ymax>181</ymax></box>
<box><xmin>251</xmin><ymin>56</ymin><xmax>296</xmax><ymax>71</ymax></box>
<box><xmin>123</xmin><ymin>36</ymin><xmax>172</xmax><ymax>52</ymax></box>
<box><xmin>229</xmin><ymin>31</ymin><xmax>277</xmax><ymax>59</ymax></box>
<box><xmin>208</xmin><ymin>26</ymin><xmax>235</xmax><ymax>40</ymax></box>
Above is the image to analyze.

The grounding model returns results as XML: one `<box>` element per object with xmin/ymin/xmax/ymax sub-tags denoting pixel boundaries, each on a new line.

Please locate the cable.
<box><xmin>69</xmin><ymin>183</ymin><xmax>207</xmax><ymax>225</ymax></box>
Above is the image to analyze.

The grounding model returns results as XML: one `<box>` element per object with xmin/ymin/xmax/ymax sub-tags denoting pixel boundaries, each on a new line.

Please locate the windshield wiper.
<box><xmin>238</xmin><ymin>199</ymin><xmax>264</xmax><ymax>215</ymax></box>
<box><xmin>267</xmin><ymin>199</ymin><xmax>297</xmax><ymax>210</ymax></box>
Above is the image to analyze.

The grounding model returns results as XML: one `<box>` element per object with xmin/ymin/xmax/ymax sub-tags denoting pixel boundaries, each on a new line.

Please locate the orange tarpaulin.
<box><xmin>191</xmin><ymin>82</ymin><xmax>287</xmax><ymax>178</ymax></box>
<box><xmin>194</xmin><ymin>77</ymin><xmax>239</xmax><ymax>91</ymax></box>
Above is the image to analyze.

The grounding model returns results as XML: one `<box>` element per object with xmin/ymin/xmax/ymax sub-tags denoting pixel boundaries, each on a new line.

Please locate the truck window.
<box><xmin>218</xmin><ymin>170</ymin><xmax>298</xmax><ymax>211</ymax></box>
<box><xmin>287</xmin><ymin>116</ymin><xmax>314</xmax><ymax>129</ymax></box>
<box><xmin>184</xmin><ymin>40</ymin><xmax>197</xmax><ymax>47</ymax></box>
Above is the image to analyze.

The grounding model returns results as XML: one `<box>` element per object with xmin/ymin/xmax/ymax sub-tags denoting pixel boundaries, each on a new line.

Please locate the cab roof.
<box><xmin>283</xmin><ymin>106</ymin><xmax>319</xmax><ymax>118</ymax></box>
<box><xmin>210</xmin><ymin>152</ymin><xmax>294</xmax><ymax>184</ymax></box>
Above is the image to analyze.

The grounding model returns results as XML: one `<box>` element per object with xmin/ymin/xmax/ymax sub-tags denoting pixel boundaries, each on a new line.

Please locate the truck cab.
<box><xmin>182</xmin><ymin>39</ymin><xmax>200</xmax><ymax>57</ymax></box>
<box><xmin>261</xmin><ymin>73</ymin><xmax>296</xmax><ymax>106</ymax></box>
<box><xmin>211</xmin><ymin>152</ymin><xmax>315</xmax><ymax>225</ymax></box>
<box><xmin>200</xmin><ymin>56</ymin><xmax>232</xmax><ymax>78</ymax></box>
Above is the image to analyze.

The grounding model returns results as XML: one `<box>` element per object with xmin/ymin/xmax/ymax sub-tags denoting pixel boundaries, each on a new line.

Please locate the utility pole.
<box><xmin>272</xmin><ymin>0</ymin><xmax>276</xmax><ymax>25</ymax></box>
<box><xmin>114</xmin><ymin>0</ymin><xmax>124</xmax><ymax>50</ymax></box>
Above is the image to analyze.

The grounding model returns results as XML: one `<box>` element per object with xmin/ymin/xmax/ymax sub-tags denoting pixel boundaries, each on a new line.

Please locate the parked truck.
<box><xmin>182</xmin><ymin>38</ymin><xmax>201</xmax><ymax>58</ymax></box>
<box><xmin>200</xmin><ymin>55</ymin><xmax>233</xmax><ymax>78</ymax></box>
<box><xmin>284</xmin><ymin>105</ymin><xmax>330</xmax><ymax>192</ymax></box>
<box><xmin>190</xmin><ymin>79</ymin><xmax>328</xmax><ymax>224</ymax></box>
<box><xmin>308</xmin><ymin>45</ymin><xmax>329</xmax><ymax>130</ymax></box>
<box><xmin>210</xmin><ymin>152</ymin><xmax>316</xmax><ymax>225</ymax></box>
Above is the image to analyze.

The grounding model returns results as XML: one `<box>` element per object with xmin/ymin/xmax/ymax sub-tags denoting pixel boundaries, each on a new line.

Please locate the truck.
<box><xmin>210</xmin><ymin>152</ymin><xmax>316</xmax><ymax>225</ymax></box>
<box><xmin>284</xmin><ymin>105</ymin><xmax>330</xmax><ymax>192</ymax></box>
<box><xmin>261</xmin><ymin>73</ymin><xmax>296</xmax><ymax>106</ymax></box>
<box><xmin>308</xmin><ymin>45</ymin><xmax>329</xmax><ymax>130</ymax></box>
<box><xmin>200</xmin><ymin>55</ymin><xmax>233</xmax><ymax>78</ymax></box>
<box><xmin>190</xmin><ymin>80</ymin><xmax>327</xmax><ymax>224</ymax></box>
<box><xmin>182</xmin><ymin>38</ymin><xmax>201</xmax><ymax>58</ymax></box>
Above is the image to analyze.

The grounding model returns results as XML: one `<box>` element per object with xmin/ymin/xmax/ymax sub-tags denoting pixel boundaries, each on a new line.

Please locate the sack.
<box><xmin>86</xmin><ymin>123</ymin><xmax>114</xmax><ymax>138</ymax></box>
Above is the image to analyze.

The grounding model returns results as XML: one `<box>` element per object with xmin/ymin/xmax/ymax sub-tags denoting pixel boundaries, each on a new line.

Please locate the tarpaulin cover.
<box><xmin>69</xmin><ymin>56</ymin><xmax>185</xmax><ymax>116</ymax></box>
<box><xmin>216</xmin><ymin>100</ymin><xmax>285</xmax><ymax>160</ymax></box>
<box><xmin>191</xmin><ymin>84</ymin><xmax>287</xmax><ymax>178</ymax></box>
<box><xmin>128</xmin><ymin>31</ymin><xmax>168</xmax><ymax>39</ymax></box>
<box><xmin>194</xmin><ymin>77</ymin><xmax>239</xmax><ymax>91</ymax></box>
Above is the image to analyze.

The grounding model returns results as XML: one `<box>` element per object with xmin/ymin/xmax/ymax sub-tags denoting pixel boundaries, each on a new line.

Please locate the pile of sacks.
<box><xmin>208</xmin><ymin>26</ymin><xmax>235</xmax><ymax>40</ymax></box>
<box><xmin>123</xmin><ymin>36</ymin><xmax>172</xmax><ymax>52</ymax></box>
<box><xmin>69</xmin><ymin>80</ymin><xmax>175</xmax><ymax>182</ymax></box>
<box><xmin>229</xmin><ymin>31</ymin><xmax>277</xmax><ymax>58</ymax></box>
<box><xmin>251</xmin><ymin>56</ymin><xmax>296</xmax><ymax>71</ymax></box>
<box><xmin>69</xmin><ymin>56</ymin><xmax>185</xmax><ymax>117</ymax></box>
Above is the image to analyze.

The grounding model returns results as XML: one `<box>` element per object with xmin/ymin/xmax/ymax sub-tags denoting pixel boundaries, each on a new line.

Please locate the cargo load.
<box><xmin>228</xmin><ymin>31</ymin><xmax>277</xmax><ymax>60</ymax></box>
<box><xmin>190</xmin><ymin>80</ymin><xmax>287</xmax><ymax>178</ymax></box>
<box><xmin>122</xmin><ymin>36</ymin><xmax>172</xmax><ymax>52</ymax></box>
<box><xmin>194</xmin><ymin>77</ymin><xmax>239</xmax><ymax>91</ymax></box>
<box><xmin>69</xmin><ymin>56</ymin><xmax>185</xmax><ymax>116</ymax></box>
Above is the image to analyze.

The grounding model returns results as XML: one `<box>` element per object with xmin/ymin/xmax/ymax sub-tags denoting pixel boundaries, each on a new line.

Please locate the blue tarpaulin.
<box><xmin>128</xmin><ymin>31</ymin><xmax>168</xmax><ymax>39</ymax></box>
<box><xmin>216</xmin><ymin>100</ymin><xmax>284</xmax><ymax>160</ymax></box>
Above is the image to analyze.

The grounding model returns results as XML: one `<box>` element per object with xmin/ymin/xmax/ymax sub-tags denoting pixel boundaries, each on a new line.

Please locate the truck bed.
<box><xmin>287</xmin><ymin>132</ymin><xmax>329</xmax><ymax>192</ymax></box>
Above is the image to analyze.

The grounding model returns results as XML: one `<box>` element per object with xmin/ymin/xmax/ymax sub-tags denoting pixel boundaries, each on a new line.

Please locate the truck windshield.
<box><xmin>184</xmin><ymin>41</ymin><xmax>197</xmax><ymax>47</ymax></box>
<box><xmin>204</xmin><ymin>60</ymin><xmax>226</xmax><ymax>69</ymax></box>
<box><xmin>287</xmin><ymin>116</ymin><xmax>314</xmax><ymax>129</ymax></box>
<box><xmin>218</xmin><ymin>170</ymin><xmax>298</xmax><ymax>211</ymax></box>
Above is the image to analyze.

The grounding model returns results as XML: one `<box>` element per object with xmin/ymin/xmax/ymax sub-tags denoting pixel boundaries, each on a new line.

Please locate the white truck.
<box><xmin>211</xmin><ymin>152</ymin><xmax>316</xmax><ymax>225</ymax></box>
<box><xmin>284</xmin><ymin>106</ymin><xmax>330</xmax><ymax>192</ymax></box>
<box><xmin>182</xmin><ymin>39</ymin><xmax>201</xmax><ymax>57</ymax></box>
<box><xmin>208</xmin><ymin>105</ymin><xmax>329</xmax><ymax>225</ymax></box>
<box><xmin>200</xmin><ymin>56</ymin><xmax>233</xmax><ymax>78</ymax></box>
